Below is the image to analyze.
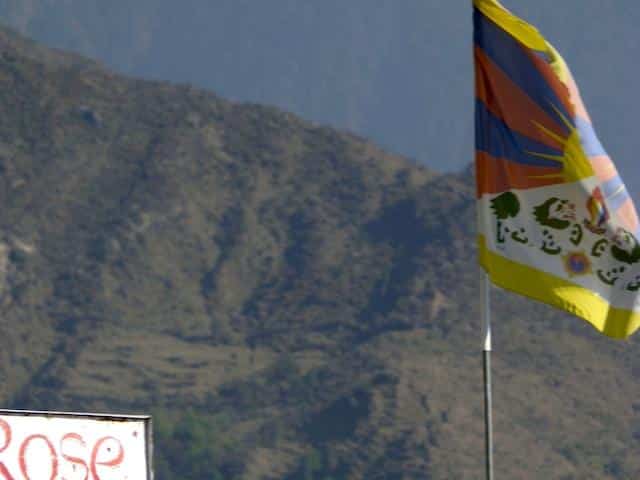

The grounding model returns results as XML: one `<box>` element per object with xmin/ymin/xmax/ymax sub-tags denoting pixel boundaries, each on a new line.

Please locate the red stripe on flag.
<box><xmin>525</xmin><ymin>48</ymin><xmax>576</xmax><ymax>121</ymax></box>
<box><xmin>476</xmin><ymin>151</ymin><xmax>563</xmax><ymax>197</ymax></box>
<box><xmin>475</xmin><ymin>46</ymin><xmax>567</xmax><ymax>151</ymax></box>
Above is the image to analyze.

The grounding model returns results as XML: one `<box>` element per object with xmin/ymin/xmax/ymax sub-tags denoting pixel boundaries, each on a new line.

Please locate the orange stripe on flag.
<box><xmin>590</xmin><ymin>155</ymin><xmax>619</xmax><ymax>183</ymax></box>
<box><xmin>526</xmin><ymin>48</ymin><xmax>575</xmax><ymax>120</ymax></box>
<box><xmin>475</xmin><ymin>46</ymin><xmax>567</xmax><ymax>151</ymax></box>
<box><xmin>476</xmin><ymin>151</ymin><xmax>563</xmax><ymax>197</ymax></box>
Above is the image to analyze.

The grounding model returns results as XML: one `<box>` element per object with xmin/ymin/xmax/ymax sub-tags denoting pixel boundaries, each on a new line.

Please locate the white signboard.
<box><xmin>0</xmin><ymin>410</ymin><xmax>152</xmax><ymax>480</ymax></box>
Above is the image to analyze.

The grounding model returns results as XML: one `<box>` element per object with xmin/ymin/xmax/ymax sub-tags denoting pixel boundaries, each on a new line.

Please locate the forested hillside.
<box><xmin>0</xmin><ymin>25</ymin><xmax>639</xmax><ymax>479</ymax></box>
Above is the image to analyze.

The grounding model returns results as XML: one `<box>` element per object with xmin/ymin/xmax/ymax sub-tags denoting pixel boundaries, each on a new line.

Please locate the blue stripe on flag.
<box><xmin>473</xmin><ymin>8</ymin><xmax>572</xmax><ymax>131</ymax></box>
<box><xmin>476</xmin><ymin>100</ymin><xmax>564</xmax><ymax>168</ymax></box>
<box><xmin>576</xmin><ymin>117</ymin><xmax>607</xmax><ymax>157</ymax></box>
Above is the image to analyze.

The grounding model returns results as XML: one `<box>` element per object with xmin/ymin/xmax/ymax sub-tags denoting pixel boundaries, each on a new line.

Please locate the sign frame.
<box><xmin>0</xmin><ymin>409</ymin><xmax>153</xmax><ymax>480</ymax></box>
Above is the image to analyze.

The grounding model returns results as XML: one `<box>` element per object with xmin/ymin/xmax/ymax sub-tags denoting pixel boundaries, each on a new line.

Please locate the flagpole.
<box><xmin>481</xmin><ymin>271</ymin><xmax>494</xmax><ymax>480</ymax></box>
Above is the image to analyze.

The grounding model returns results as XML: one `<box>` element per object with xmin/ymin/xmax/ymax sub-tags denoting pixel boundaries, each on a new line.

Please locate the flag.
<box><xmin>474</xmin><ymin>0</ymin><xmax>640</xmax><ymax>338</ymax></box>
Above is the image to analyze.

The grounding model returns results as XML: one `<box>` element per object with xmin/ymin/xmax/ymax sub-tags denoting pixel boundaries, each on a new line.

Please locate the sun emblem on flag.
<box><xmin>562</xmin><ymin>251</ymin><xmax>592</xmax><ymax>277</ymax></box>
<box><xmin>528</xmin><ymin>105</ymin><xmax>595</xmax><ymax>184</ymax></box>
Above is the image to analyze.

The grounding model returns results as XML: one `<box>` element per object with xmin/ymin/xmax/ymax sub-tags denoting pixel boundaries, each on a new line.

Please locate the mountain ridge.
<box><xmin>2</xmin><ymin>0</ymin><xmax>639</xmax><ymax>202</ymax></box>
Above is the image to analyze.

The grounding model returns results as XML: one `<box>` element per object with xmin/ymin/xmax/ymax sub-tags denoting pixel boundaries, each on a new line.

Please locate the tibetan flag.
<box><xmin>474</xmin><ymin>0</ymin><xmax>640</xmax><ymax>338</ymax></box>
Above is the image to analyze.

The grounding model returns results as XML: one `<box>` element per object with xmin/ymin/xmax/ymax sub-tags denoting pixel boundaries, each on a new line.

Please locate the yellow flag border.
<box><xmin>478</xmin><ymin>235</ymin><xmax>640</xmax><ymax>339</ymax></box>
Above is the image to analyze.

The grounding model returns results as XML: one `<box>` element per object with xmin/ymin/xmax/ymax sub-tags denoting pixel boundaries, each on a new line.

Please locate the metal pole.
<box><xmin>481</xmin><ymin>272</ymin><xmax>494</xmax><ymax>480</ymax></box>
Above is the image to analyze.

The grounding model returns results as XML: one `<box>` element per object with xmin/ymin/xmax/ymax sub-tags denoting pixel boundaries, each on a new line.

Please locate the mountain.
<box><xmin>1</xmin><ymin>0</ymin><xmax>640</xmax><ymax>203</ymax></box>
<box><xmin>0</xmin><ymin>24</ymin><xmax>640</xmax><ymax>480</ymax></box>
